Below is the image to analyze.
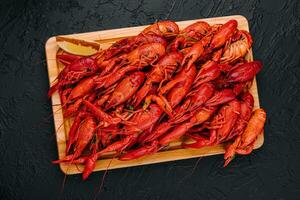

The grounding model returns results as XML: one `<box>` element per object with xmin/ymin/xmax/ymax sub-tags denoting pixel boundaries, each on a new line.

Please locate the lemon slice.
<box><xmin>56</xmin><ymin>36</ymin><xmax>100</xmax><ymax>56</ymax></box>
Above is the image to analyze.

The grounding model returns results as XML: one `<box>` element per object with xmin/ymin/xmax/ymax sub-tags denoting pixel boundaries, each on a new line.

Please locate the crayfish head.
<box><xmin>181</xmin><ymin>21</ymin><xmax>211</xmax><ymax>40</ymax></box>
<box><xmin>69</xmin><ymin>57</ymin><xmax>97</xmax><ymax>72</ymax></box>
<box><xmin>157</xmin><ymin>21</ymin><xmax>180</xmax><ymax>39</ymax></box>
<box><xmin>142</xmin><ymin>21</ymin><xmax>179</xmax><ymax>39</ymax></box>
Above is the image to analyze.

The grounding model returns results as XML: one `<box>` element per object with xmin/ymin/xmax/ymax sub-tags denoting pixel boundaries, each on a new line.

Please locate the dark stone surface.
<box><xmin>0</xmin><ymin>0</ymin><xmax>300</xmax><ymax>199</ymax></box>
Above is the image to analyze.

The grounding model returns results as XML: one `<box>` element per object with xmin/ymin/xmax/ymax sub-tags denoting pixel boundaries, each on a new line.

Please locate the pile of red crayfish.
<box><xmin>50</xmin><ymin>19</ymin><xmax>266</xmax><ymax>180</ymax></box>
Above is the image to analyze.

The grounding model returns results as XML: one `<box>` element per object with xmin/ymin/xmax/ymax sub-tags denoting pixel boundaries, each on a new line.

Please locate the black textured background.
<box><xmin>1</xmin><ymin>0</ymin><xmax>300</xmax><ymax>199</ymax></box>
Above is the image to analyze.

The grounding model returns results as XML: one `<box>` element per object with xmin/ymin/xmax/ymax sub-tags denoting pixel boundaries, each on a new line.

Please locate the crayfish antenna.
<box><xmin>59</xmin><ymin>171</ymin><xmax>68</xmax><ymax>196</ymax></box>
<box><xmin>178</xmin><ymin>157</ymin><xmax>202</xmax><ymax>185</ymax></box>
<box><xmin>33</xmin><ymin>105</ymin><xmax>64</xmax><ymax>142</ymax></box>
<box><xmin>93</xmin><ymin>154</ymin><xmax>116</xmax><ymax>200</ymax></box>
<box><xmin>57</xmin><ymin>164</ymin><xmax>72</xmax><ymax>198</ymax></box>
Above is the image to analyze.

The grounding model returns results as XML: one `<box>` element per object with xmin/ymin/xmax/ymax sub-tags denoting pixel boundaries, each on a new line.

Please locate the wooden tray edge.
<box><xmin>45</xmin><ymin>15</ymin><xmax>264</xmax><ymax>175</ymax></box>
<box><xmin>59</xmin><ymin>133</ymin><xmax>264</xmax><ymax>175</ymax></box>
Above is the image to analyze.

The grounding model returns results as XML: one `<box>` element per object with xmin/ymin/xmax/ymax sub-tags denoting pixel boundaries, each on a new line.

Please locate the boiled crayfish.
<box><xmin>50</xmin><ymin>19</ymin><xmax>267</xmax><ymax>180</ymax></box>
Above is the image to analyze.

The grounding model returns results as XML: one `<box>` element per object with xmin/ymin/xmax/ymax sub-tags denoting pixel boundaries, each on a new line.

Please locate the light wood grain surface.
<box><xmin>45</xmin><ymin>15</ymin><xmax>263</xmax><ymax>175</ymax></box>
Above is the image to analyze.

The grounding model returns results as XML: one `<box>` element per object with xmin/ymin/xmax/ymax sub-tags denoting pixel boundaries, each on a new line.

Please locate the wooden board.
<box><xmin>45</xmin><ymin>15</ymin><xmax>263</xmax><ymax>175</ymax></box>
